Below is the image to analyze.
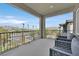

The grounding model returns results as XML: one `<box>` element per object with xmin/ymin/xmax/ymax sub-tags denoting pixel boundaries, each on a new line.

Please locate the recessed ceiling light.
<box><xmin>50</xmin><ymin>5</ymin><xmax>54</xmax><ymax>8</ymax></box>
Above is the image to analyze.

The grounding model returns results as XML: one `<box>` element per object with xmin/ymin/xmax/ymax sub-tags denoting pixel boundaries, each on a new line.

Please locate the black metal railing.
<box><xmin>0</xmin><ymin>30</ymin><xmax>40</xmax><ymax>54</ymax></box>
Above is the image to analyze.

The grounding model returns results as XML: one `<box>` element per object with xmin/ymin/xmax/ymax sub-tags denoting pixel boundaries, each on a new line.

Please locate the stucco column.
<box><xmin>73</xmin><ymin>4</ymin><xmax>79</xmax><ymax>34</ymax></box>
<box><xmin>39</xmin><ymin>16</ymin><xmax>46</xmax><ymax>38</ymax></box>
<box><xmin>66</xmin><ymin>21</ymin><xmax>73</xmax><ymax>39</ymax></box>
<box><xmin>67</xmin><ymin>22</ymin><xmax>73</xmax><ymax>33</ymax></box>
<box><xmin>71</xmin><ymin>4</ymin><xmax>79</xmax><ymax>56</ymax></box>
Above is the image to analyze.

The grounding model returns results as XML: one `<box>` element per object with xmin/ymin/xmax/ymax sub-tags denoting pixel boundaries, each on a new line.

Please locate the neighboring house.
<box><xmin>59</xmin><ymin>20</ymin><xmax>73</xmax><ymax>38</ymax></box>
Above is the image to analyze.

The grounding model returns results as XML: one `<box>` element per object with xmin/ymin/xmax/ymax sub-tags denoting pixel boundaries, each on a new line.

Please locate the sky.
<box><xmin>0</xmin><ymin>3</ymin><xmax>39</xmax><ymax>29</ymax></box>
<box><xmin>46</xmin><ymin>12</ymin><xmax>73</xmax><ymax>27</ymax></box>
<box><xmin>0</xmin><ymin>3</ymin><xmax>73</xmax><ymax>29</ymax></box>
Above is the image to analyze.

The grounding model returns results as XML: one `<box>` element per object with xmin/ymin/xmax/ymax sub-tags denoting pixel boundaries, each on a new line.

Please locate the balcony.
<box><xmin>1</xmin><ymin>39</ymin><xmax>55</xmax><ymax>56</ymax></box>
<box><xmin>0</xmin><ymin>29</ymin><xmax>73</xmax><ymax>56</ymax></box>
<box><xmin>0</xmin><ymin>30</ymin><xmax>55</xmax><ymax>56</ymax></box>
<box><xmin>0</xmin><ymin>3</ymin><xmax>79</xmax><ymax>56</ymax></box>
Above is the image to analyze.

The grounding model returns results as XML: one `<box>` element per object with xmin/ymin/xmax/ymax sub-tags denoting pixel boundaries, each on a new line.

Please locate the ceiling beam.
<box><xmin>10</xmin><ymin>3</ymin><xmax>42</xmax><ymax>17</ymax></box>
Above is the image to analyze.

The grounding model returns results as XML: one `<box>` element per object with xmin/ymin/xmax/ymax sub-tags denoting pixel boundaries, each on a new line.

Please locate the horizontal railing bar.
<box><xmin>0</xmin><ymin>30</ymin><xmax>37</xmax><ymax>34</ymax></box>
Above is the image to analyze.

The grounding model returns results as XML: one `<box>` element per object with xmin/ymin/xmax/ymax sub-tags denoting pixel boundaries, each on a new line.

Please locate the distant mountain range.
<box><xmin>0</xmin><ymin>26</ymin><xmax>24</xmax><ymax>32</ymax></box>
<box><xmin>46</xmin><ymin>27</ymin><xmax>58</xmax><ymax>30</ymax></box>
<box><xmin>0</xmin><ymin>25</ymin><xmax>59</xmax><ymax>32</ymax></box>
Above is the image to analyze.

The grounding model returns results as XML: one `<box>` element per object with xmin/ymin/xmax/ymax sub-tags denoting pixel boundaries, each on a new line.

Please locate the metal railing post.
<box><xmin>0</xmin><ymin>33</ymin><xmax>2</xmax><ymax>53</ymax></box>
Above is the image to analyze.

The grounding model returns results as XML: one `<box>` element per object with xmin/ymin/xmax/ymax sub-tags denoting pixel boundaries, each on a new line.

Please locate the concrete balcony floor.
<box><xmin>1</xmin><ymin>39</ymin><xmax>55</xmax><ymax>56</ymax></box>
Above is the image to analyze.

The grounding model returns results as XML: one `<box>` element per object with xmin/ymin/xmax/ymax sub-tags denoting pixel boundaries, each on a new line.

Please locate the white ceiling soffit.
<box><xmin>11</xmin><ymin>3</ymin><xmax>76</xmax><ymax>17</ymax></box>
<box><xmin>25</xmin><ymin>3</ymin><xmax>75</xmax><ymax>17</ymax></box>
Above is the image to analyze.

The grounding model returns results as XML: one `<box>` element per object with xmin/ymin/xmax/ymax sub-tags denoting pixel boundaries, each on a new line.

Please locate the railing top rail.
<box><xmin>0</xmin><ymin>30</ymin><xmax>35</xmax><ymax>34</ymax></box>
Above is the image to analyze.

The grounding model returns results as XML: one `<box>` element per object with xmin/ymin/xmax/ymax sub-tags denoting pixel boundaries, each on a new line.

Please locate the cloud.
<box><xmin>0</xmin><ymin>19</ymin><xmax>27</xmax><ymax>24</ymax></box>
<box><xmin>0</xmin><ymin>15</ymin><xmax>28</xmax><ymax>24</ymax></box>
<box><xmin>0</xmin><ymin>15</ymin><xmax>39</xmax><ymax>28</ymax></box>
<box><xmin>8</xmin><ymin>19</ymin><xmax>27</xmax><ymax>24</ymax></box>
<box><xmin>5</xmin><ymin>16</ymin><xmax>15</xmax><ymax>19</ymax></box>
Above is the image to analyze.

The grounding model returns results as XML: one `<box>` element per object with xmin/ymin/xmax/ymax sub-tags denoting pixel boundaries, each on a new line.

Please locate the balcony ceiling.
<box><xmin>11</xmin><ymin>3</ymin><xmax>76</xmax><ymax>17</ymax></box>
